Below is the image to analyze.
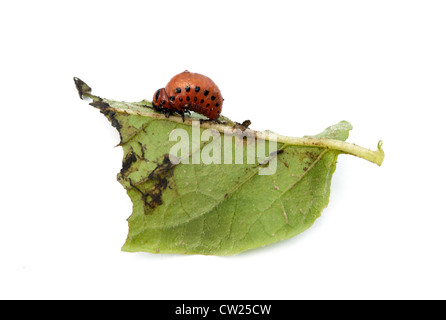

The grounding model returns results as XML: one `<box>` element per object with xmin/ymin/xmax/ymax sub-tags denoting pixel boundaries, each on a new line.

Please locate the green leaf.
<box><xmin>74</xmin><ymin>77</ymin><xmax>384</xmax><ymax>255</ymax></box>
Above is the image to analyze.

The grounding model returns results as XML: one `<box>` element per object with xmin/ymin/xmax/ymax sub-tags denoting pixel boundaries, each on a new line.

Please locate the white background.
<box><xmin>1</xmin><ymin>0</ymin><xmax>445</xmax><ymax>300</ymax></box>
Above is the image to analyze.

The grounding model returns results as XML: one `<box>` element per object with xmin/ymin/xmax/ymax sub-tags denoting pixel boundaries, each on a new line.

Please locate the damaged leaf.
<box><xmin>74</xmin><ymin>77</ymin><xmax>384</xmax><ymax>255</ymax></box>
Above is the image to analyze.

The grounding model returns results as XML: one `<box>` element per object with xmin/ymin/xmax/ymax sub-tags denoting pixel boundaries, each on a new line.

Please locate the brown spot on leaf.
<box><xmin>145</xmin><ymin>154</ymin><xmax>177</xmax><ymax>212</ymax></box>
<box><xmin>120</xmin><ymin>152</ymin><xmax>137</xmax><ymax>176</ymax></box>
<box><xmin>305</xmin><ymin>151</ymin><xmax>319</xmax><ymax>161</ymax></box>
<box><xmin>127</xmin><ymin>155</ymin><xmax>177</xmax><ymax>215</ymax></box>
<box><xmin>90</xmin><ymin>100</ymin><xmax>123</xmax><ymax>142</ymax></box>
<box><xmin>138</xmin><ymin>141</ymin><xmax>146</xmax><ymax>159</ymax></box>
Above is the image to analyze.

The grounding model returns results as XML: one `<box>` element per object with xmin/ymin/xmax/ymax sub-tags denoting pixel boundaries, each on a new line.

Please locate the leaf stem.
<box><xmin>109</xmin><ymin>101</ymin><xmax>384</xmax><ymax>166</ymax></box>
<box><xmin>105</xmin><ymin>102</ymin><xmax>384</xmax><ymax>166</ymax></box>
<box><xmin>272</xmin><ymin>136</ymin><xmax>385</xmax><ymax>166</ymax></box>
<box><xmin>75</xmin><ymin>78</ymin><xmax>384</xmax><ymax>167</ymax></box>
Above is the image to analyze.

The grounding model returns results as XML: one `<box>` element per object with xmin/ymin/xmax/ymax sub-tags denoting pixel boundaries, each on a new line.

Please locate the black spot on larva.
<box><xmin>211</xmin><ymin>96</ymin><xmax>216</xmax><ymax>101</ymax></box>
<box><xmin>195</xmin><ymin>86</ymin><xmax>200</xmax><ymax>92</ymax></box>
<box><xmin>186</xmin><ymin>96</ymin><xmax>190</xmax><ymax>101</ymax></box>
<box><xmin>169</xmin><ymin>96</ymin><xmax>175</xmax><ymax>101</ymax></box>
<box><xmin>194</xmin><ymin>97</ymin><xmax>197</xmax><ymax>102</ymax></box>
<box><xmin>185</xmin><ymin>86</ymin><xmax>190</xmax><ymax>92</ymax></box>
<box><xmin>175</xmin><ymin>88</ymin><xmax>181</xmax><ymax>93</ymax></box>
<box><xmin>203</xmin><ymin>90</ymin><xmax>209</xmax><ymax>96</ymax></box>
<box><xmin>215</xmin><ymin>103</ymin><xmax>219</xmax><ymax>107</ymax></box>
<box><xmin>179</xmin><ymin>97</ymin><xmax>183</xmax><ymax>102</ymax></box>
<box><xmin>155</xmin><ymin>89</ymin><xmax>160</xmax><ymax>101</ymax></box>
<box><xmin>161</xmin><ymin>100</ymin><xmax>166</xmax><ymax>105</ymax></box>
<box><xmin>206</xmin><ymin>103</ymin><xmax>210</xmax><ymax>107</ymax></box>
<box><xmin>200</xmin><ymin>99</ymin><xmax>204</xmax><ymax>103</ymax></box>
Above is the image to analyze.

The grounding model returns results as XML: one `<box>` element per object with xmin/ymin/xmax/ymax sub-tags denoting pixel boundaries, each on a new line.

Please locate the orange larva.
<box><xmin>152</xmin><ymin>70</ymin><xmax>223</xmax><ymax>120</ymax></box>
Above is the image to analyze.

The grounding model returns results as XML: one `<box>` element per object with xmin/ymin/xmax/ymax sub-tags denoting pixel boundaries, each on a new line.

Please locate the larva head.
<box><xmin>152</xmin><ymin>88</ymin><xmax>168</xmax><ymax>109</ymax></box>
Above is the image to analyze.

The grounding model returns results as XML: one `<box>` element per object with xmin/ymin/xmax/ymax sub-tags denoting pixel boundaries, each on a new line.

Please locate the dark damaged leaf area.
<box><xmin>128</xmin><ymin>154</ymin><xmax>177</xmax><ymax>213</ymax></box>
<box><xmin>74</xmin><ymin>77</ymin><xmax>383</xmax><ymax>255</ymax></box>
<box><xmin>75</xmin><ymin>78</ymin><xmax>176</xmax><ymax>213</ymax></box>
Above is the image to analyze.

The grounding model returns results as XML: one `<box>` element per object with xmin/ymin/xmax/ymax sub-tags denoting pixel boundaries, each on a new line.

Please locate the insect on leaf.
<box><xmin>74</xmin><ymin>77</ymin><xmax>384</xmax><ymax>255</ymax></box>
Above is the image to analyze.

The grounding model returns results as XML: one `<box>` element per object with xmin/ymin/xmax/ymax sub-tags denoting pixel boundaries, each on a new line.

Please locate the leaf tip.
<box><xmin>73</xmin><ymin>77</ymin><xmax>92</xmax><ymax>100</ymax></box>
